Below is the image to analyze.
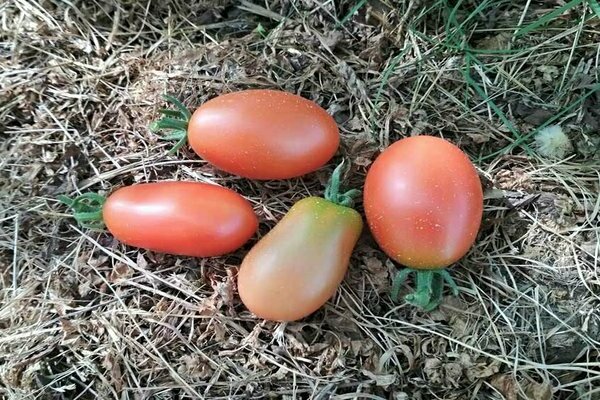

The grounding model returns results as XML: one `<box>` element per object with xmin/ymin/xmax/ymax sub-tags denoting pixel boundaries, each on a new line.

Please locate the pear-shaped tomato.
<box><xmin>238</xmin><ymin>195</ymin><xmax>363</xmax><ymax>321</ymax></box>
<box><xmin>151</xmin><ymin>90</ymin><xmax>340</xmax><ymax>180</ymax></box>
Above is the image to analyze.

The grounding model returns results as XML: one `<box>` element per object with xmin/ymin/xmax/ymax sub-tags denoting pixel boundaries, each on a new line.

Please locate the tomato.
<box><xmin>363</xmin><ymin>135</ymin><xmax>483</xmax><ymax>310</ymax></box>
<box><xmin>152</xmin><ymin>90</ymin><xmax>340</xmax><ymax>180</ymax></box>
<box><xmin>364</xmin><ymin>135</ymin><xmax>483</xmax><ymax>268</ymax></box>
<box><xmin>60</xmin><ymin>182</ymin><xmax>258</xmax><ymax>257</ymax></box>
<box><xmin>237</xmin><ymin>197</ymin><xmax>363</xmax><ymax>321</ymax></box>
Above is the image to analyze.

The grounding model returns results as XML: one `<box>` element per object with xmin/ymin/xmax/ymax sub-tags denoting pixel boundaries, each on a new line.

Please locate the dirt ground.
<box><xmin>1</xmin><ymin>0</ymin><xmax>599</xmax><ymax>399</ymax></box>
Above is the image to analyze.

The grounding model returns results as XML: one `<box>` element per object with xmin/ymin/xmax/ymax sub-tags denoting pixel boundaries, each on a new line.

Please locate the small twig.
<box><xmin>105</xmin><ymin>5</ymin><xmax>120</xmax><ymax>51</ymax></box>
<box><xmin>12</xmin><ymin>213</ymin><xmax>19</xmax><ymax>296</ymax></box>
<box><xmin>238</xmin><ymin>1</ymin><xmax>284</xmax><ymax>22</ymax></box>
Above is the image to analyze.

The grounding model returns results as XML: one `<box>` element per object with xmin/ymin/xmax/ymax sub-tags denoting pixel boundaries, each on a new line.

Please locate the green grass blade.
<box><xmin>337</xmin><ymin>0</ymin><xmax>367</xmax><ymax>27</ymax></box>
<box><xmin>479</xmin><ymin>83</ymin><xmax>600</xmax><ymax>161</ymax></box>
<box><xmin>588</xmin><ymin>0</ymin><xmax>600</xmax><ymax>17</ymax></box>
<box><xmin>516</xmin><ymin>0</ymin><xmax>585</xmax><ymax>36</ymax></box>
<box><xmin>447</xmin><ymin>0</ymin><xmax>507</xmax><ymax>47</ymax></box>
<box><xmin>444</xmin><ymin>0</ymin><xmax>467</xmax><ymax>47</ymax></box>
<box><xmin>463</xmin><ymin>52</ymin><xmax>529</xmax><ymax>152</ymax></box>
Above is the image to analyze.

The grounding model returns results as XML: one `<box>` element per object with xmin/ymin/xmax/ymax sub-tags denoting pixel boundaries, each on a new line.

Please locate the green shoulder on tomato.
<box><xmin>237</xmin><ymin>163</ymin><xmax>363</xmax><ymax>321</ymax></box>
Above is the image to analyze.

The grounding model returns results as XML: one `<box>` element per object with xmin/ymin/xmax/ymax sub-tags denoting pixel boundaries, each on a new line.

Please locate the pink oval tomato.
<box><xmin>237</xmin><ymin>197</ymin><xmax>363</xmax><ymax>321</ymax></box>
<box><xmin>101</xmin><ymin>182</ymin><xmax>258</xmax><ymax>257</ymax></box>
<box><xmin>363</xmin><ymin>136</ymin><xmax>483</xmax><ymax>269</ymax></box>
<box><xmin>187</xmin><ymin>89</ymin><xmax>340</xmax><ymax>180</ymax></box>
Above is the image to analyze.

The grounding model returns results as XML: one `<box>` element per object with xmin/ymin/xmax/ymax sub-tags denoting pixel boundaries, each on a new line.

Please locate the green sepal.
<box><xmin>391</xmin><ymin>267</ymin><xmax>460</xmax><ymax>311</ymax></box>
<box><xmin>324</xmin><ymin>160</ymin><xmax>361</xmax><ymax>207</ymax></box>
<box><xmin>150</xmin><ymin>94</ymin><xmax>193</xmax><ymax>153</ymax></box>
<box><xmin>58</xmin><ymin>193</ymin><xmax>106</xmax><ymax>230</ymax></box>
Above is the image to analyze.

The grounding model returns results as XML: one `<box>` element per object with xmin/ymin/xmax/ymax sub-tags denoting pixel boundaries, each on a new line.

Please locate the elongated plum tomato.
<box><xmin>364</xmin><ymin>136</ymin><xmax>483</xmax><ymax>269</ymax></box>
<box><xmin>62</xmin><ymin>182</ymin><xmax>258</xmax><ymax>257</ymax></box>
<box><xmin>238</xmin><ymin>194</ymin><xmax>363</xmax><ymax>321</ymax></box>
<box><xmin>152</xmin><ymin>90</ymin><xmax>340</xmax><ymax>180</ymax></box>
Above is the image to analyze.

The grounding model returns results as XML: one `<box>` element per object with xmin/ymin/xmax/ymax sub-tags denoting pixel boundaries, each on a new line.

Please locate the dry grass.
<box><xmin>1</xmin><ymin>0</ymin><xmax>599</xmax><ymax>399</ymax></box>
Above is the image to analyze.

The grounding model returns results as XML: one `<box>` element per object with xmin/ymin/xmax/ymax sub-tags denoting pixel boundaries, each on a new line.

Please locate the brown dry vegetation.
<box><xmin>1</xmin><ymin>0</ymin><xmax>599</xmax><ymax>399</ymax></box>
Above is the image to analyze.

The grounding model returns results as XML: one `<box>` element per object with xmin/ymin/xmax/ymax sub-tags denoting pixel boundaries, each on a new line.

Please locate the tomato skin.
<box><xmin>363</xmin><ymin>136</ymin><xmax>483</xmax><ymax>269</ymax></box>
<box><xmin>102</xmin><ymin>182</ymin><xmax>258</xmax><ymax>257</ymax></box>
<box><xmin>187</xmin><ymin>90</ymin><xmax>339</xmax><ymax>180</ymax></box>
<box><xmin>237</xmin><ymin>197</ymin><xmax>363</xmax><ymax>321</ymax></box>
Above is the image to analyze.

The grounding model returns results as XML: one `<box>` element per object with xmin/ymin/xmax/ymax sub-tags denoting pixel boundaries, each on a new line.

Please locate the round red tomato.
<box><xmin>99</xmin><ymin>182</ymin><xmax>258</xmax><ymax>257</ymax></box>
<box><xmin>363</xmin><ymin>136</ymin><xmax>483</xmax><ymax>269</ymax></box>
<box><xmin>187</xmin><ymin>89</ymin><xmax>339</xmax><ymax>180</ymax></box>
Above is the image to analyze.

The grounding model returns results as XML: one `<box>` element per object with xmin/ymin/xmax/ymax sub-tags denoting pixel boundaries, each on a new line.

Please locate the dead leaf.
<box><xmin>362</xmin><ymin>369</ymin><xmax>396</xmax><ymax>389</ymax></box>
<box><xmin>347</xmin><ymin>115</ymin><xmax>365</xmax><ymax>131</ymax></box>
<box><xmin>284</xmin><ymin>331</ymin><xmax>309</xmax><ymax>356</ymax></box>
<box><xmin>213</xmin><ymin>321</ymin><xmax>227</xmax><ymax>343</ymax></box>
<box><xmin>514</xmin><ymin>103</ymin><xmax>554</xmax><ymax>125</ymax></box>
<box><xmin>354</xmin><ymin>155</ymin><xmax>373</xmax><ymax>167</ymax></box>
<box><xmin>321</xmin><ymin>30</ymin><xmax>343</xmax><ymax>50</ymax></box>
<box><xmin>424</xmin><ymin>358</ymin><xmax>443</xmax><ymax>385</ymax></box>
<box><xmin>241</xmin><ymin>323</ymin><xmax>262</xmax><ymax>348</ymax></box>
<box><xmin>490</xmin><ymin>374</ymin><xmax>518</xmax><ymax>400</ymax></box>
<box><xmin>315</xmin><ymin>346</ymin><xmax>341</xmax><ymax>374</ymax></box>
<box><xmin>363</xmin><ymin>257</ymin><xmax>390</xmax><ymax>293</ymax></box>
<box><xmin>494</xmin><ymin>167</ymin><xmax>534</xmax><ymax>191</ymax></box>
<box><xmin>475</xmin><ymin>32</ymin><xmax>511</xmax><ymax>51</ymax></box>
<box><xmin>272</xmin><ymin>366</ymin><xmax>288</xmax><ymax>380</ymax></box>
<box><xmin>335</xmin><ymin>61</ymin><xmax>368</xmax><ymax>99</ymax></box>
<box><xmin>327</xmin><ymin>315</ymin><xmax>361</xmax><ymax>338</ymax></box>
<box><xmin>210</xmin><ymin>269</ymin><xmax>236</xmax><ymax>312</ymax></box>
<box><xmin>526</xmin><ymin>381</ymin><xmax>553</xmax><ymax>400</ymax></box>
<box><xmin>395</xmin><ymin>343</ymin><xmax>415</xmax><ymax>370</ymax></box>
<box><xmin>308</xmin><ymin>342</ymin><xmax>330</xmax><ymax>354</ymax></box>
<box><xmin>444</xmin><ymin>362</ymin><xmax>463</xmax><ymax>387</ymax></box>
<box><xmin>466</xmin><ymin>361</ymin><xmax>500</xmax><ymax>381</ymax></box>
<box><xmin>537</xmin><ymin>65</ymin><xmax>560</xmax><ymax>82</ymax></box>
<box><xmin>78</xmin><ymin>279</ymin><xmax>91</xmax><ymax>297</ymax></box>
<box><xmin>350</xmin><ymin>339</ymin><xmax>375</xmax><ymax>357</ymax></box>
<box><xmin>136</xmin><ymin>252</ymin><xmax>148</xmax><ymax>269</ymax></box>
<box><xmin>108</xmin><ymin>262</ymin><xmax>133</xmax><ymax>283</ymax></box>
<box><xmin>103</xmin><ymin>351</ymin><xmax>123</xmax><ymax>392</ymax></box>
<box><xmin>177</xmin><ymin>355</ymin><xmax>213</xmax><ymax>380</ymax></box>
<box><xmin>467</xmin><ymin>133</ymin><xmax>491</xmax><ymax>144</ymax></box>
